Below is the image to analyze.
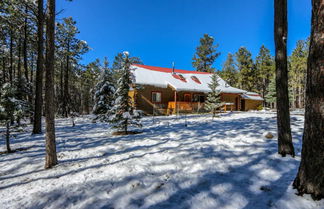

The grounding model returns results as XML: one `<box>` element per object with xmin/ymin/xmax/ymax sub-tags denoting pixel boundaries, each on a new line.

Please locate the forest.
<box><xmin>0</xmin><ymin>0</ymin><xmax>323</xmax><ymax>208</ymax></box>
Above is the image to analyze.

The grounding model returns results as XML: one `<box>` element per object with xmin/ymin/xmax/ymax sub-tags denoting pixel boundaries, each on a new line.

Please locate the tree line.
<box><xmin>0</xmin><ymin>0</ymin><xmax>142</xmax><ymax>166</ymax></box>
<box><xmin>192</xmin><ymin>34</ymin><xmax>308</xmax><ymax>109</ymax></box>
<box><xmin>0</xmin><ymin>0</ymin><xmax>323</xmax><ymax>200</ymax></box>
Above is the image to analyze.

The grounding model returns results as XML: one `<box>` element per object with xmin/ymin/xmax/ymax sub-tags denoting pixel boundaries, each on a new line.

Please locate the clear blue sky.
<box><xmin>57</xmin><ymin>0</ymin><xmax>311</xmax><ymax>71</ymax></box>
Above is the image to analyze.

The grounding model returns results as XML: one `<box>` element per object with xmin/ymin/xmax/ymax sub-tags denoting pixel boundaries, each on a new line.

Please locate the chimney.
<box><xmin>172</xmin><ymin>62</ymin><xmax>175</xmax><ymax>74</ymax></box>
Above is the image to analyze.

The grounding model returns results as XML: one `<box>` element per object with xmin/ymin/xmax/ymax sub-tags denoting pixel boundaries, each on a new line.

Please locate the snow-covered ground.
<box><xmin>0</xmin><ymin>112</ymin><xmax>323</xmax><ymax>209</ymax></box>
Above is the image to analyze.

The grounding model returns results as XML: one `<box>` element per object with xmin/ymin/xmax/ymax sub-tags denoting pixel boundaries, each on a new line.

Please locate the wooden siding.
<box><xmin>244</xmin><ymin>100</ymin><xmax>262</xmax><ymax>111</ymax></box>
<box><xmin>131</xmin><ymin>85</ymin><xmax>262</xmax><ymax>115</ymax></box>
<box><xmin>134</xmin><ymin>85</ymin><xmax>174</xmax><ymax>115</ymax></box>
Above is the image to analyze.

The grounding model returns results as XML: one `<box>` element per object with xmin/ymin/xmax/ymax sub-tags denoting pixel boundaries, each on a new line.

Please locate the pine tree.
<box><xmin>109</xmin><ymin>52</ymin><xmax>142</xmax><ymax>134</ymax></box>
<box><xmin>219</xmin><ymin>53</ymin><xmax>238</xmax><ymax>87</ymax></box>
<box><xmin>255</xmin><ymin>45</ymin><xmax>274</xmax><ymax>104</ymax></box>
<box><xmin>111</xmin><ymin>52</ymin><xmax>142</xmax><ymax>85</ymax></box>
<box><xmin>289</xmin><ymin>40</ymin><xmax>308</xmax><ymax>109</ymax></box>
<box><xmin>205</xmin><ymin>72</ymin><xmax>222</xmax><ymax>118</ymax></box>
<box><xmin>235</xmin><ymin>47</ymin><xmax>255</xmax><ymax>91</ymax></box>
<box><xmin>293</xmin><ymin>0</ymin><xmax>324</xmax><ymax>200</ymax></box>
<box><xmin>265</xmin><ymin>76</ymin><xmax>276</xmax><ymax>108</ymax></box>
<box><xmin>81</xmin><ymin>59</ymin><xmax>101</xmax><ymax>114</ymax></box>
<box><xmin>93</xmin><ymin>58</ymin><xmax>115</xmax><ymax>121</ymax></box>
<box><xmin>44</xmin><ymin>0</ymin><xmax>57</xmax><ymax>169</ymax></box>
<box><xmin>274</xmin><ymin>0</ymin><xmax>294</xmax><ymax>157</ymax></box>
<box><xmin>33</xmin><ymin>0</ymin><xmax>45</xmax><ymax>134</ymax></box>
<box><xmin>56</xmin><ymin>17</ymin><xmax>89</xmax><ymax>117</ymax></box>
<box><xmin>192</xmin><ymin>34</ymin><xmax>220</xmax><ymax>73</ymax></box>
<box><xmin>0</xmin><ymin>83</ymin><xmax>29</xmax><ymax>153</ymax></box>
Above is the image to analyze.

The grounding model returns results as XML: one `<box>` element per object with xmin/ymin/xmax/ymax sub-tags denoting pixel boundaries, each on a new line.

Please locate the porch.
<box><xmin>167</xmin><ymin>101</ymin><xmax>235</xmax><ymax>114</ymax></box>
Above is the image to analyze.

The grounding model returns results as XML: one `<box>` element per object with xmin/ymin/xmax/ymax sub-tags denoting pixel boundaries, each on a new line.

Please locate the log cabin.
<box><xmin>129</xmin><ymin>64</ymin><xmax>263</xmax><ymax>115</ymax></box>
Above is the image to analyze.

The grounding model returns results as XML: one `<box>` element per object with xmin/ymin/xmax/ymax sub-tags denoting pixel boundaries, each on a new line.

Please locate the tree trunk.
<box><xmin>274</xmin><ymin>0</ymin><xmax>294</xmax><ymax>157</ymax></box>
<box><xmin>23</xmin><ymin>5</ymin><xmax>29</xmax><ymax>83</ymax></box>
<box><xmin>63</xmin><ymin>43</ymin><xmax>70</xmax><ymax>118</ymax></box>
<box><xmin>2</xmin><ymin>56</ymin><xmax>6</xmax><ymax>83</ymax></box>
<box><xmin>44</xmin><ymin>0</ymin><xmax>58</xmax><ymax>169</ymax></box>
<box><xmin>6</xmin><ymin>122</ymin><xmax>11</xmax><ymax>153</ymax></box>
<box><xmin>9</xmin><ymin>32</ymin><xmax>13</xmax><ymax>84</ymax></box>
<box><xmin>60</xmin><ymin>62</ymin><xmax>64</xmax><ymax>115</ymax></box>
<box><xmin>17</xmin><ymin>38</ymin><xmax>22</xmax><ymax>83</ymax></box>
<box><xmin>293</xmin><ymin>0</ymin><xmax>324</xmax><ymax>200</ymax></box>
<box><xmin>33</xmin><ymin>0</ymin><xmax>45</xmax><ymax>134</ymax></box>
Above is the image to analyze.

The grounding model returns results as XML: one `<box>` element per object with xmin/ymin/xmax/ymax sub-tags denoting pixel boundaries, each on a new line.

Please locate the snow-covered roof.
<box><xmin>131</xmin><ymin>64</ymin><xmax>246</xmax><ymax>94</ymax></box>
<box><xmin>241</xmin><ymin>92</ymin><xmax>264</xmax><ymax>101</ymax></box>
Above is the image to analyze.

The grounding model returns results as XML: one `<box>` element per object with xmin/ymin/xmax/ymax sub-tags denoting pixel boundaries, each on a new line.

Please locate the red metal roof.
<box><xmin>133</xmin><ymin>64</ymin><xmax>212</xmax><ymax>74</ymax></box>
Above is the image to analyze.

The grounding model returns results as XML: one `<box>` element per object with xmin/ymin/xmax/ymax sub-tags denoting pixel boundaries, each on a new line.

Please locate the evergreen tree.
<box><xmin>33</xmin><ymin>0</ymin><xmax>45</xmax><ymax>134</ymax></box>
<box><xmin>80</xmin><ymin>59</ymin><xmax>101</xmax><ymax>114</ymax></box>
<box><xmin>289</xmin><ymin>40</ymin><xmax>308</xmax><ymax>108</ymax></box>
<box><xmin>293</xmin><ymin>0</ymin><xmax>324</xmax><ymax>199</ymax></box>
<box><xmin>205</xmin><ymin>72</ymin><xmax>222</xmax><ymax>118</ymax></box>
<box><xmin>192</xmin><ymin>34</ymin><xmax>220</xmax><ymax>73</ymax></box>
<box><xmin>274</xmin><ymin>0</ymin><xmax>294</xmax><ymax>157</ymax></box>
<box><xmin>56</xmin><ymin>17</ymin><xmax>89</xmax><ymax>117</ymax></box>
<box><xmin>235</xmin><ymin>47</ymin><xmax>255</xmax><ymax>91</ymax></box>
<box><xmin>255</xmin><ymin>45</ymin><xmax>274</xmax><ymax>104</ymax></box>
<box><xmin>44</xmin><ymin>0</ymin><xmax>57</xmax><ymax>169</ymax></box>
<box><xmin>0</xmin><ymin>83</ymin><xmax>29</xmax><ymax>153</ymax></box>
<box><xmin>93</xmin><ymin>58</ymin><xmax>115</xmax><ymax>120</ymax></box>
<box><xmin>265</xmin><ymin>76</ymin><xmax>276</xmax><ymax>108</ymax></box>
<box><xmin>111</xmin><ymin>52</ymin><xmax>142</xmax><ymax>85</ymax></box>
<box><xmin>109</xmin><ymin>52</ymin><xmax>142</xmax><ymax>134</ymax></box>
<box><xmin>219</xmin><ymin>53</ymin><xmax>238</xmax><ymax>87</ymax></box>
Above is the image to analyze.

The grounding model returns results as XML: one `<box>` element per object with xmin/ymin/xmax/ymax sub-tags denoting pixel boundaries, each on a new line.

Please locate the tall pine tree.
<box><xmin>192</xmin><ymin>34</ymin><xmax>220</xmax><ymax>73</ymax></box>
<box><xmin>289</xmin><ymin>40</ymin><xmax>308</xmax><ymax>109</ymax></box>
<box><xmin>109</xmin><ymin>52</ymin><xmax>142</xmax><ymax>134</ymax></box>
<box><xmin>293</xmin><ymin>0</ymin><xmax>324</xmax><ymax>200</ymax></box>
<box><xmin>274</xmin><ymin>0</ymin><xmax>294</xmax><ymax>157</ymax></box>
<box><xmin>219</xmin><ymin>53</ymin><xmax>238</xmax><ymax>87</ymax></box>
<box><xmin>93</xmin><ymin>58</ymin><xmax>115</xmax><ymax>121</ymax></box>
<box><xmin>235</xmin><ymin>47</ymin><xmax>255</xmax><ymax>91</ymax></box>
<box><xmin>255</xmin><ymin>45</ymin><xmax>274</xmax><ymax>105</ymax></box>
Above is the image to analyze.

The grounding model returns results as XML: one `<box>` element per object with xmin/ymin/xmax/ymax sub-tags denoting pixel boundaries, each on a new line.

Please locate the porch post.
<box><xmin>174</xmin><ymin>91</ymin><xmax>177</xmax><ymax>115</ymax></box>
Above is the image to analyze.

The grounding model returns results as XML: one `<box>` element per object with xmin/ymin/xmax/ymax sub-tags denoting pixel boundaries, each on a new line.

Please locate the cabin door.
<box><xmin>184</xmin><ymin>93</ymin><xmax>191</xmax><ymax>102</ymax></box>
<box><xmin>241</xmin><ymin>99</ymin><xmax>246</xmax><ymax>111</ymax></box>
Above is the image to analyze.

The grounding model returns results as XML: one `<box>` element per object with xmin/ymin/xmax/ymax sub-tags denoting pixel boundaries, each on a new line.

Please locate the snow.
<box><xmin>1</xmin><ymin>112</ymin><xmax>324</xmax><ymax>209</ymax></box>
<box><xmin>132</xmin><ymin>65</ymin><xmax>247</xmax><ymax>94</ymax></box>
<box><xmin>241</xmin><ymin>92</ymin><xmax>264</xmax><ymax>101</ymax></box>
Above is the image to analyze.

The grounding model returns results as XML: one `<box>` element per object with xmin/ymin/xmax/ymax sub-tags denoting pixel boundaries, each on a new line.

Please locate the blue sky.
<box><xmin>57</xmin><ymin>0</ymin><xmax>311</xmax><ymax>71</ymax></box>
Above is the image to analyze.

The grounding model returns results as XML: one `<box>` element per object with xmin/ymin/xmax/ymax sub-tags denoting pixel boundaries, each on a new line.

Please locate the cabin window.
<box><xmin>184</xmin><ymin>93</ymin><xmax>191</xmax><ymax>102</ymax></box>
<box><xmin>193</xmin><ymin>94</ymin><xmax>205</xmax><ymax>103</ymax></box>
<box><xmin>172</xmin><ymin>73</ymin><xmax>187</xmax><ymax>82</ymax></box>
<box><xmin>191</xmin><ymin>76</ymin><xmax>201</xmax><ymax>84</ymax></box>
<box><xmin>152</xmin><ymin>91</ymin><xmax>162</xmax><ymax>103</ymax></box>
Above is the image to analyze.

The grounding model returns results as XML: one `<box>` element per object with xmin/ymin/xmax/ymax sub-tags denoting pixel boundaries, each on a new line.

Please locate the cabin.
<box><xmin>129</xmin><ymin>64</ymin><xmax>263</xmax><ymax>115</ymax></box>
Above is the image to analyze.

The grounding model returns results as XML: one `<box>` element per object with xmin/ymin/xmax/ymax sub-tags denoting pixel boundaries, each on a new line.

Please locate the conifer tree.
<box><xmin>205</xmin><ymin>72</ymin><xmax>222</xmax><ymax>118</ymax></box>
<box><xmin>289</xmin><ymin>40</ymin><xmax>308</xmax><ymax>109</ymax></box>
<box><xmin>44</xmin><ymin>0</ymin><xmax>57</xmax><ymax>169</ymax></box>
<box><xmin>0</xmin><ymin>83</ymin><xmax>29</xmax><ymax>153</ymax></box>
<box><xmin>265</xmin><ymin>76</ymin><xmax>276</xmax><ymax>108</ymax></box>
<box><xmin>219</xmin><ymin>53</ymin><xmax>238</xmax><ymax>87</ymax></box>
<box><xmin>109</xmin><ymin>52</ymin><xmax>142</xmax><ymax>134</ymax></box>
<box><xmin>274</xmin><ymin>0</ymin><xmax>294</xmax><ymax>157</ymax></box>
<box><xmin>293</xmin><ymin>0</ymin><xmax>324</xmax><ymax>199</ymax></box>
<box><xmin>93</xmin><ymin>58</ymin><xmax>115</xmax><ymax>121</ymax></box>
<box><xmin>192</xmin><ymin>34</ymin><xmax>220</xmax><ymax>73</ymax></box>
<box><xmin>235</xmin><ymin>47</ymin><xmax>255</xmax><ymax>91</ymax></box>
<box><xmin>33</xmin><ymin>0</ymin><xmax>45</xmax><ymax>134</ymax></box>
<box><xmin>111</xmin><ymin>52</ymin><xmax>142</xmax><ymax>85</ymax></box>
<box><xmin>255</xmin><ymin>45</ymin><xmax>274</xmax><ymax>104</ymax></box>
